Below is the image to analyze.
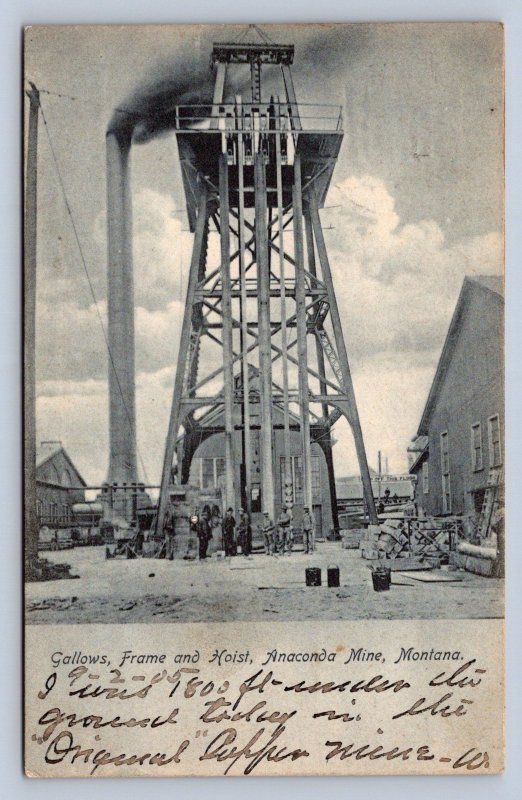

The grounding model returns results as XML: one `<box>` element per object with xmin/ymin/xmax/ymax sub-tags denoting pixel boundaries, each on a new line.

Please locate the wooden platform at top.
<box><xmin>176</xmin><ymin>130</ymin><xmax>343</xmax><ymax>231</ymax></box>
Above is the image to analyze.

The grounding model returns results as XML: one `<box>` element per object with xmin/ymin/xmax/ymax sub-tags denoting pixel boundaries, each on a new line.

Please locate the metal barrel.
<box><xmin>327</xmin><ymin>564</ymin><xmax>340</xmax><ymax>587</ymax></box>
<box><xmin>305</xmin><ymin>567</ymin><xmax>322</xmax><ymax>586</ymax></box>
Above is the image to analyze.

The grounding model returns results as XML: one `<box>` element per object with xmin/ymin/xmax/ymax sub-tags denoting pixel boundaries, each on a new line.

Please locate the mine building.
<box><xmin>36</xmin><ymin>441</ymin><xmax>86</xmax><ymax>528</ymax></box>
<box><xmin>408</xmin><ymin>276</ymin><xmax>504</xmax><ymax>518</ymax></box>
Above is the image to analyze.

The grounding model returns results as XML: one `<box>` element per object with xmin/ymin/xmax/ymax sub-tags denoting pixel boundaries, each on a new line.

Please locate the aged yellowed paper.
<box><xmin>24</xmin><ymin>23</ymin><xmax>504</xmax><ymax>777</ymax></box>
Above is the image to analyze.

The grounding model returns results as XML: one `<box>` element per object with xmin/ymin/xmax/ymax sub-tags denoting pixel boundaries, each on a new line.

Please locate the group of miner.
<box><xmin>220</xmin><ymin>505</ymin><xmax>315</xmax><ymax>558</ymax></box>
<box><xmin>164</xmin><ymin>502</ymin><xmax>316</xmax><ymax>560</ymax></box>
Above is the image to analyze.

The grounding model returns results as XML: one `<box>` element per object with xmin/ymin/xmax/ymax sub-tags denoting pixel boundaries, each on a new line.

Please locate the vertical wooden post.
<box><xmin>254</xmin><ymin>153</ymin><xmax>275</xmax><ymax>519</ymax></box>
<box><xmin>219</xmin><ymin>154</ymin><xmax>237</xmax><ymax>513</ymax></box>
<box><xmin>210</xmin><ymin>62</ymin><xmax>227</xmax><ymax>129</ymax></box>
<box><xmin>237</xmin><ymin>99</ymin><xmax>252</xmax><ymax>515</ymax></box>
<box><xmin>24</xmin><ymin>84</ymin><xmax>39</xmax><ymax>572</ymax></box>
<box><xmin>294</xmin><ymin>154</ymin><xmax>313</xmax><ymax>513</ymax></box>
<box><xmin>275</xmin><ymin>127</ymin><xmax>293</xmax><ymax>507</ymax></box>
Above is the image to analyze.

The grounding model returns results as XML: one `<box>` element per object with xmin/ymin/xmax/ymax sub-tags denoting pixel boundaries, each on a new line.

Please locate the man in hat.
<box><xmin>262</xmin><ymin>511</ymin><xmax>275</xmax><ymax>555</ymax></box>
<box><xmin>302</xmin><ymin>506</ymin><xmax>315</xmax><ymax>554</ymax></box>
<box><xmin>222</xmin><ymin>507</ymin><xmax>236</xmax><ymax>557</ymax></box>
<box><xmin>237</xmin><ymin>508</ymin><xmax>251</xmax><ymax>556</ymax></box>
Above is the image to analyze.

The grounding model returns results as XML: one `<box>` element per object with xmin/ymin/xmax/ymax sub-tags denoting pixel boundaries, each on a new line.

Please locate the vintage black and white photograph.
<box><xmin>24</xmin><ymin>22</ymin><xmax>504</xmax><ymax>625</ymax></box>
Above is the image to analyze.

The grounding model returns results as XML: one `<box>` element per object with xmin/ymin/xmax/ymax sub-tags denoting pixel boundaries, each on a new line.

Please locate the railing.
<box><xmin>172</xmin><ymin>102</ymin><xmax>343</xmax><ymax>134</ymax></box>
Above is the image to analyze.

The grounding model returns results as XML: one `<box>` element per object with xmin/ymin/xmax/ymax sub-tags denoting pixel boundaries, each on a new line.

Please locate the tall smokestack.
<box><xmin>106</xmin><ymin>130</ymin><xmax>137</xmax><ymax>486</ymax></box>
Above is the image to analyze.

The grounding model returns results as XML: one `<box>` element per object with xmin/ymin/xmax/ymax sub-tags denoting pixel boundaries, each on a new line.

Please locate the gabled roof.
<box><xmin>416</xmin><ymin>275</ymin><xmax>503</xmax><ymax>436</ymax></box>
<box><xmin>36</xmin><ymin>441</ymin><xmax>87</xmax><ymax>487</ymax></box>
<box><xmin>470</xmin><ymin>275</ymin><xmax>503</xmax><ymax>297</ymax></box>
<box><xmin>36</xmin><ymin>441</ymin><xmax>63</xmax><ymax>468</ymax></box>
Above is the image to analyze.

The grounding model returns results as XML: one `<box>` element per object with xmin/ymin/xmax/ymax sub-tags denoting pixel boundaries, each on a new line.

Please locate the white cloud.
<box><xmin>331</xmin><ymin>353</ymin><xmax>438</xmax><ymax>475</ymax></box>
<box><xmin>324</xmin><ymin>175</ymin><xmax>502</xmax><ymax>366</ymax></box>
<box><xmin>36</xmin><ymin>175</ymin><xmax>503</xmax><ymax>483</ymax></box>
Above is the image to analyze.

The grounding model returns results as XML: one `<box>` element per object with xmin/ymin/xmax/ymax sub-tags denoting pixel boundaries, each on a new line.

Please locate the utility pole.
<box><xmin>24</xmin><ymin>83</ymin><xmax>40</xmax><ymax>577</ymax></box>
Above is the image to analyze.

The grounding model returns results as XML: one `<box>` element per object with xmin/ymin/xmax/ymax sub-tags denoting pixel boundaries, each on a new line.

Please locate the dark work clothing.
<box><xmin>198</xmin><ymin>517</ymin><xmax>211</xmax><ymax>560</ymax></box>
<box><xmin>199</xmin><ymin>536</ymin><xmax>209</xmax><ymax>560</ymax></box>
<box><xmin>223</xmin><ymin>515</ymin><xmax>236</xmax><ymax>556</ymax></box>
<box><xmin>237</xmin><ymin>513</ymin><xmax>251</xmax><ymax>556</ymax></box>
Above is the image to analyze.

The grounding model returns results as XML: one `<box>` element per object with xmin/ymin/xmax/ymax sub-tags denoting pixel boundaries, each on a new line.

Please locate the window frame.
<box><xmin>487</xmin><ymin>414</ymin><xmax>502</xmax><ymax>467</ymax></box>
<box><xmin>440</xmin><ymin>430</ymin><xmax>451</xmax><ymax>514</ymax></box>
<box><xmin>470</xmin><ymin>422</ymin><xmax>483</xmax><ymax>472</ymax></box>
<box><xmin>422</xmin><ymin>460</ymin><xmax>429</xmax><ymax>494</ymax></box>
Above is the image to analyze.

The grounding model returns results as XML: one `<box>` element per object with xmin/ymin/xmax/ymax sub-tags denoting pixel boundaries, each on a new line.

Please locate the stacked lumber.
<box><xmin>359</xmin><ymin>517</ymin><xmax>452</xmax><ymax>565</ymax></box>
<box><xmin>359</xmin><ymin>520</ymin><xmax>410</xmax><ymax>560</ymax></box>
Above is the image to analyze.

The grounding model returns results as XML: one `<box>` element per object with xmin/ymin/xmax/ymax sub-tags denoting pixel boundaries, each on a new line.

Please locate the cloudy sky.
<box><xmin>25</xmin><ymin>23</ymin><xmax>503</xmax><ymax>487</ymax></box>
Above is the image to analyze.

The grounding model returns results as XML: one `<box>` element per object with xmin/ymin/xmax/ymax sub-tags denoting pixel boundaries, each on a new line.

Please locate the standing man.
<box><xmin>302</xmin><ymin>506</ymin><xmax>315</xmax><ymax>554</ymax></box>
<box><xmin>277</xmin><ymin>507</ymin><xmax>292</xmax><ymax>554</ymax></box>
<box><xmin>197</xmin><ymin>508</ymin><xmax>212</xmax><ymax>560</ymax></box>
<box><xmin>237</xmin><ymin>508</ymin><xmax>250</xmax><ymax>556</ymax></box>
<box><xmin>262</xmin><ymin>511</ymin><xmax>275</xmax><ymax>555</ymax></box>
<box><xmin>222</xmin><ymin>507</ymin><xmax>236</xmax><ymax>557</ymax></box>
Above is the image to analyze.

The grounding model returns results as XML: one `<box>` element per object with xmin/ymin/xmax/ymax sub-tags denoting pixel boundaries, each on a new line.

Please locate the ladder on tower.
<box><xmin>315</xmin><ymin>327</ymin><xmax>344</xmax><ymax>428</ymax></box>
<box><xmin>316</xmin><ymin>327</ymin><xmax>343</xmax><ymax>385</ymax></box>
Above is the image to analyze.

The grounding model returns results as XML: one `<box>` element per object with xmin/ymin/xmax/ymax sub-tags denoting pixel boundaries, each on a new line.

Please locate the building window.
<box><xmin>422</xmin><ymin>461</ymin><xmax>429</xmax><ymax>494</ymax></box>
<box><xmin>215</xmin><ymin>458</ymin><xmax>225</xmax><ymax>485</ymax></box>
<box><xmin>471</xmin><ymin>422</ymin><xmax>483</xmax><ymax>472</ymax></box>
<box><xmin>200</xmin><ymin>457</ymin><xmax>226</xmax><ymax>489</ymax></box>
<box><xmin>311</xmin><ymin>456</ymin><xmax>321</xmax><ymax>500</ymax></box>
<box><xmin>280</xmin><ymin>456</ymin><xmax>320</xmax><ymax>505</ymax></box>
<box><xmin>36</xmin><ymin>500</ymin><xmax>43</xmax><ymax>524</ymax></box>
<box><xmin>488</xmin><ymin>414</ymin><xmax>502</xmax><ymax>467</ymax></box>
<box><xmin>440</xmin><ymin>431</ymin><xmax>451</xmax><ymax>513</ymax></box>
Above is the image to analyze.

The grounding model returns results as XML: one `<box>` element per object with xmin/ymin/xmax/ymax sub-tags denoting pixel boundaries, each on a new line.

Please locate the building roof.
<box><xmin>36</xmin><ymin>441</ymin><xmax>87</xmax><ymax>487</ymax></box>
<box><xmin>36</xmin><ymin>441</ymin><xmax>64</xmax><ymax>468</ymax></box>
<box><xmin>470</xmin><ymin>275</ymin><xmax>503</xmax><ymax>297</ymax></box>
<box><xmin>416</xmin><ymin>275</ymin><xmax>503</xmax><ymax>436</ymax></box>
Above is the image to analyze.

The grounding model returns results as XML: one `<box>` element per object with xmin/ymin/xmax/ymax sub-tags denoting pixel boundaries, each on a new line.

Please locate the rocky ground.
<box><xmin>25</xmin><ymin>543</ymin><xmax>504</xmax><ymax>624</ymax></box>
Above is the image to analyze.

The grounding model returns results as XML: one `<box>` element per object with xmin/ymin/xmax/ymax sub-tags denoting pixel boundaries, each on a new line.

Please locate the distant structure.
<box><xmin>336</xmin><ymin>471</ymin><xmax>414</xmax><ymax>506</ymax></box>
<box><xmin>408</xmin><ymin>276</ymin><xmax>504</xmax><ymax>517</ymax></box>
<box><xmin>36</xmin><ymin>441</ymin><xmax>86</xmax><ymax>528</ymax></box>
<box><xmin>177</xmin><ymin>368</ymin><xmax>335</xmax><ymax>533</ymax></box>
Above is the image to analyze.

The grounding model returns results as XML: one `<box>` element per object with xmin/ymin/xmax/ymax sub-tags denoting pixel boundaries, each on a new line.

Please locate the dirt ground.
<box><xmin>25</xmin><ymin>543</ymin><xmax>504</xmax><ymax>624</ymax></box>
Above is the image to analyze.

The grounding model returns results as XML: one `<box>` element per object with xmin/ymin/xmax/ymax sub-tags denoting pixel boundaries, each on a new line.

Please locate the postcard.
<box><xmin>24</xmin><ymin>22</ymin><xmax>504</xmax><ymax>777</ymax></box>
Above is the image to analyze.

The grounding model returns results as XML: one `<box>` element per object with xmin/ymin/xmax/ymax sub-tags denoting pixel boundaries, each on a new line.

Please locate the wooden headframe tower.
<box><xmin>156</xmin><ymin>34</ymin><xmax>378</xmax><ymax>534</ymax></box>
